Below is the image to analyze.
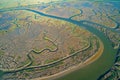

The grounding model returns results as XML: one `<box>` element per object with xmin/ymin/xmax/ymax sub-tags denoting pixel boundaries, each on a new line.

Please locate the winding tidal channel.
<box><xmin>0</xmin><ymin>7</ymin><xmax>117</xmax><ymax>80</ymax></box>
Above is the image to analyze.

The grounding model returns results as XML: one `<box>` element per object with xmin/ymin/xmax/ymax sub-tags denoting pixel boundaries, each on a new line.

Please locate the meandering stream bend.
<box><xmin>0</xmin><ymin>7</ymin><xmax>117</xmax><ymax>80</ymax></box>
